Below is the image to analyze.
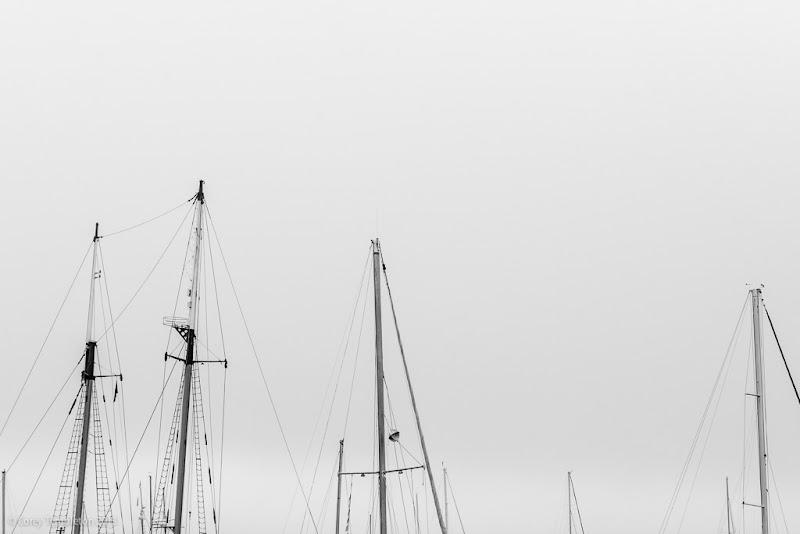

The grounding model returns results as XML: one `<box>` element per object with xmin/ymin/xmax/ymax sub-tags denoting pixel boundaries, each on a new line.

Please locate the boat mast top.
<box><xmin>85</xmin><ymin>222</ymin><xmax>100</xmax><ymax>343</ymax></box>
<box><xmin>188</xmin><ymin>180</ymin><xmax>205</xmax><ymax>330</ymax></box>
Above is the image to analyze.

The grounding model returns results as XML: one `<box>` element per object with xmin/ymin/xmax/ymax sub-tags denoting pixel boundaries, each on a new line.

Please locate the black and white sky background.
<box><xmin>2</xmin><ymin>1</ymin><xmax>800</xmax><ymax>533</ymax></box>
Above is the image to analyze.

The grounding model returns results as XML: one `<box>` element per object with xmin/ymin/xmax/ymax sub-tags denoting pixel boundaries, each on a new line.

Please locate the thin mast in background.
<box><xmin>2</xmin><ymin>469</ymin><xmax>6</xmax><ymax>534</ymax></box>
<box><xmin>568</xmin><ymin>472</ymin><xmax>572</xmax><ymax>534</ymax></box>
<box><xmin>726</xmin><ymin>476</ymin><xmax>732</xmax><ymax>534</ymax></box>
<box><xmin>443</xmin><ymin>466</ymin><xmax>448</xmax><ymax>533</ymax></box>
<box><xmin>336</xmin><ymin>440</ymin><xmax>344</xmax><ymax>534</ymax></box>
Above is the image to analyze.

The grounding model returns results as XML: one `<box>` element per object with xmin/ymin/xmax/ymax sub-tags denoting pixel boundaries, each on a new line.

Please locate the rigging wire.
<box><xmin>101</xmin><ymin>198</ymin><xmax>193</xmax><ymax>238</ymax></box>
<box><xmin>217</xmin><ymin>363</ymin><xmax>228</xmax><ymax>533</ymax></box>
<box><xmin>152</xmin><ymin>362</ymin><xmax>187</xmax><ymax>530</ymax></box>
<box><xmin>310</xmin><ymin>452</ymin><xmax>341</xmax><ymax>534</ymax></box>
<box><xmin>204</xmin><ymin>204</ymin><xmax>319</xmax><ymax>534</ymax></box>
<box><xmin>396</xmin><ymin>443</ymin><xmax>422</xmax><ymax>466</ymax></box>
<box><xmin>205</xmin><ymin>211</ymin><xmax>229</xmax><ymax>534</ymax></box>
<box><xmin>300</xmin><ymin>252</ymin><xmax>373</xmax><ymax>534</ymax></box>
<box><xmin>95</xmin><ymin>287</ymin><xmax>130</xmax><ymax>534</ymax></box>
<box><xmin>155</xmin><ymin>201</ymin><xmax>197</xmax><ymax>487</ymax></box>
<box><xmin>98</xmin><ymin>241</ymin><xmax>136</xmax><ymax>533</ymax></box>
<box><xmin>346</xmin><ymin>476</ymin><xmax>354</xmax><ymax>534</ymax></box>
<box><xmin>287</xmin><ymin>245</ymin><xmax>371</xmax><ymax>534</ymax></box>
<box><xmin>767</xmin><ymin>460</ymin><xmax>790</xmax><ymax>534</ymax></box>
<box><xmin>100</xmin><ymin>361</ymin><xmax>181</xmax><ymax>525</ymax></box>
<box><xmin>763</xmin><ymin>305</ymin><xmax>800</xmax><ymax>409</ymax></box>
<box><xmin>741</xmin><ymin>321</ymin><xmax>755</xmax><ymax>529</ymax></box>
<box><xmin>10</xmin><ymin>385</ymin><xmax>82</xmax><ymax>534</ymax></box>
<box><xmin>674</xmin><ymin>305</ymin><xmax>746</xmax><ymax>534</ymax></box>
<box><xmin>6</xmin><ymin>354</ymin><xmax>85</xmax><ymax>471</ymax></box>
<box><xmin>0</xmin><ymin>242</ymin><xmax>92</xmax><ymax>443</ymax></box>
<box><xmin>343</xmin><ymin>257</ymin><xmax>373</xmax><ymax>439</ymax></box>
<box><xmin>289</xmin><ymin>251</ymin><xmax>370</xmax><ymax>534</ymax></box>
<box><xmin>445</xmin><ymin>474</ymin><xmax>467</xmax><ymax>534</ymax></box>
<box><xmin>384</xmin><ymin>380</ymin><xmax>412</xmax><ymax>534</ymax></box>
<box><xmin>95</xmin><ymin>202</ymin><xmax>195</xmax><ymax>344</ymax></box>
<box><xmin>570</xmin><ymin>476</ymin><xmax>585</xmax><ymax>534</ymax></box>
<box><xmin>380</xmin><ymin>248</ymin><xmax>447</xmax><ymax>534</ymax></box>
<box><xmin>715</xmin><ymin>415</ymin><xmax>755</xmax><ymax>534</ymax></box>
<box><xmin>658</xmin><ymin>293</ymin><xmax>749</xmax><ymax>534</ymax></box>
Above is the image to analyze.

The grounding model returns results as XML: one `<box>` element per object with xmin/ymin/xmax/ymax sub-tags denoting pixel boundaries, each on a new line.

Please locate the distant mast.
<box><xmin>443</xmin><ymin>466</ymin><xmax>448</xmax><ymax>532</ymax></box>
<box><xmin>173</xmin><ymin>181</ymin><xmax>205</xmax><ymax>533</ymax></box>
<box><xmin>335</xmin><ymin>440</ymin><xmax>344</xmax><ymax>534</ymax></box>
<box><xmin>568</xmin><ymin>472</ymin><xmax>572</xmax><ymax>534</ymax></box>
<box><xmin>726</xmin><ymin>477</ymin><xmax>732</xmax><ymax>534</ymax></box>
<box><xmin>751</xmin><ymin>288</ymin><xmax>769</xmax><ymax>534</ymax></box>
<box><xmin>2</xmin><ymin>470</ymin><xmax>6</xmax><ymax>534</ymax></box>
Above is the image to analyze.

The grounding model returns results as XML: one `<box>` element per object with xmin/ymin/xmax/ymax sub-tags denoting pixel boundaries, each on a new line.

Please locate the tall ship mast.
<box><xmin>49</xmin><ymin>223</ymin><xmax>122</xmax><ymax>534</ymax></box>
<box><xmin>0</xmin><ymin>181</ymin><xmax>259</xmax><ymax>534</ymax></box>
<box><xmin>152</xmin><ymin>181</ymin><xmax>226</xmax><ymax>534</ymax></box>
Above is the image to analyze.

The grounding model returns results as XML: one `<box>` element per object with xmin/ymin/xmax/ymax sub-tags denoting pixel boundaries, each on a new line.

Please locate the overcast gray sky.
<box><xmin>2</xmin><ymin>1</ymin><xmax>800</xmax><ymax>533</ymax></box>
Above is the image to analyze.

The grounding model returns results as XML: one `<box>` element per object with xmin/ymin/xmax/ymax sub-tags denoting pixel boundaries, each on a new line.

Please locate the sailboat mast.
<box><xmin>443</xmin><ymin>466</ymin><xmax>448</xmax><ymax>532</ymax></box>
<box><xmin>415</xmin><ymin>494</ymin><xmax>420</xmax><ymax>534</ymax></box>
<box><xmin>568</xmin><ymin>472</ymin><xmax>572</xmax><ymax>534</ymax></box>
<box><xmin>726</xmin><ymin>476</ymin><xmax>732</xmax><ymax>534</ymax></box>
<box><xmin>2</xmin><ymin>470</ymin><xmax>6</xmax><ymax>534</ymax></box>
<box><xmin>72</xmin><ymin>223</ymin><xmax>100</xmax><ymax>534</ymax></box>
<box><xmin>336</xmin><ymin>440</ymin><xmax>344</xmax><ymax>534</ymax></box>
<box><xmin>372</xmin><ymin>239</ymin><xmax>388</xmax><ymax>534</ymax></box>
<box><xmin>139</xmin><ymin>482</ymin><xmax>146</xmax><ymax>534</ymax></box>
<box><xmin>149</xmin><ymin>475</ymin><xmax>153</xmax><ymax>534</ymax></box>
<box><xmin>751</xmin><ymin>288</ymin><xmax>769</xmax><ymax>534</ymax></box>
<box><xmin>174</xmin><ymin>181</ymin><xmax>205</xmax><ymax>534</ymax></box>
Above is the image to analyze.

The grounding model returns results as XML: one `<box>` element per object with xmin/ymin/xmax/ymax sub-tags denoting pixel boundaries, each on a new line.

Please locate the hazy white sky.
<box><xmin>2</xmin><ymin>1</ymin><xmax>800</xmax><ymax>533</ymax></box>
